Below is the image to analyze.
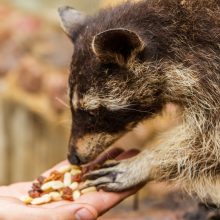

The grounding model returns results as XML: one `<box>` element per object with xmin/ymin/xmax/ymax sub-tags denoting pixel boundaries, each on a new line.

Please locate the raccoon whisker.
<box><xmin>55</xmin><ymin>97</ymin><xmax>70</xmax><ymax>108</ymax></box>
<box><xmin>119</xmin><ymin>107</ymin><xmax>154</xmax><ymax>114</ymax></box>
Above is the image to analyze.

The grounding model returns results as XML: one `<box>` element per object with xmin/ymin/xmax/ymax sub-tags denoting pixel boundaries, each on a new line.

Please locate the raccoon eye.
<box><xmin>88</xmin><ymin>110</ymin><xmax>96</xmax><ymax>117</ymax></box>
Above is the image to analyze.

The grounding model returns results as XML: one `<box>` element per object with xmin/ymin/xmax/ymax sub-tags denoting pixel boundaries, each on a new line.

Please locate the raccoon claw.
<box><xmin>82</xmin><ymin>159</ymin><xmax>139</xmax><ymax>191</ymax></box>
<box><xmin>83</xmin><ymin>154</ymin><xmax>151</xmax><ymax>192</ymax></box>
<box><xmin>83</xmin><ymin>160</ymin><xmax>119</xmax><ymax>180</ymax></box>
<box><xmin>82</xmin><ymin>176</ymin><xmax>116</xmax><ymax>190</ymax></box>
<box><xmin>82</xmin><ymin>177</ymin><xmax>122</xmax><ymax>191</ymax></box>
<box><xmin>83</xmin><ymin>166</ymin><xmax>120</xmax><ymax>181</ymax></box>
<box><xmin>82</xmin><ymin>167</ymin><xmax>120</xmax><ymax>191</ymax></box>
<box><xmin>101</xmin><ymin>160</ymin><xmax>120</xmax><ymax>168</ymax></box>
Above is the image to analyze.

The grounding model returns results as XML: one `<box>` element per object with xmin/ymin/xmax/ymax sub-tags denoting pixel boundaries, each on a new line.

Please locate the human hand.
<box><xmin>0</xmin><ymin>149</ymin><xmax>141</xmax><ymax>220</ymax></box>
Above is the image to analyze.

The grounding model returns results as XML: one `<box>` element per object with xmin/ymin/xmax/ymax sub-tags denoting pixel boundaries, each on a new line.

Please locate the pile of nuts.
<box><xmin>20</xmin><ymin>164</ymin><xmax>96</xmax><ymax>205</ymax></box>
<box><xmin>20</xmin><ymin>148</ymin><xmax>139</xmax><ymax>205</ymax></box>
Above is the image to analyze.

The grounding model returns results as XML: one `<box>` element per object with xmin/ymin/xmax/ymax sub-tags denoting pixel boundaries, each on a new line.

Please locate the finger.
<box><xmin>82</xmin><ymin>177</ymin><xmax>113</xmax><ymax>190</ymax></box>
<box><xmin>116</xmin><ymin>149</ymin><xmax>140</xmax><ymax>160</ymax></box>
<box><xmin>101</xmin><ymin>160</ymin><xmax>120</xmax><ymax>168</ymax></box>
<box><xmin>51</xmin><ymin>203</ymin><xmax>97</xmax><ymax>220</ymax></box>
<box><xmin>83</xmin><ymin>166</ymin><xmax>118</xmax><ymax>181</ymax></box>
<box><xmin>26</xmin><ymin>201</ymin><xmax>97</xmax><ymax>220</ymax></box>
<box><xmin>95</xmin><ymin>147</ymin><xmax>124</xmax><ymax>164</ymax></box>
<box><xmin>82</xmin><ymin>148</ymin><xmax>124</xmax><ymax>173</ymax></box>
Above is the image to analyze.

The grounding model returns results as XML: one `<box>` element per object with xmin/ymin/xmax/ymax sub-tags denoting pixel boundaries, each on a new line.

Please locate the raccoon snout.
<box><xmin>67</xmin><ymin>151</ymin><xmax>82</xmax><ymax>165</ymax></box>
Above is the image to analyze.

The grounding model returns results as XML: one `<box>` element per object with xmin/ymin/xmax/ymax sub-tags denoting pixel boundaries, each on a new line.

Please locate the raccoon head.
<box><xmin>59</xmin><ymin>6</ymin><xmax>163</xmax><ymax>165</ymax></box>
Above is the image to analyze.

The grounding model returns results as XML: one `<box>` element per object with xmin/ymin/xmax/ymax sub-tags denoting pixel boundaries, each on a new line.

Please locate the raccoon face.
<box><xmin>59</xmin><ymin>6</ymin><xmax>162</xmax><ymax>165</ymax></box>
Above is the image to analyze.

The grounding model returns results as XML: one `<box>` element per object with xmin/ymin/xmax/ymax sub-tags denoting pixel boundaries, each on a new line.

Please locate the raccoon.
<box><xmin>59</xmin><ymin>0</ymin><xmax>220</xmax><ymax>204</ymax></box>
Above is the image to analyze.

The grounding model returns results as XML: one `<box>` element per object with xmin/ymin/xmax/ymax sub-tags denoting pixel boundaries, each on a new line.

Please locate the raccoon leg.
<box><xmin>82</xmin><ymin>149</ymin><xmax>155</xmax><ymax>191</ymax></box>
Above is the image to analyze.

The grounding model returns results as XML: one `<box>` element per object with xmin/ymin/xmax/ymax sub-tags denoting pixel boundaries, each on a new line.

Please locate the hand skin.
<box><xmin>0</xmin><ymin>151</ymin><xmax>141</xmax><ymax>220</ymax></box>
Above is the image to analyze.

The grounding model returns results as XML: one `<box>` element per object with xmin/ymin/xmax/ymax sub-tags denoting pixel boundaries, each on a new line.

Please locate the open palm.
<box><xmin>0</xmin><ymin>150</ymin><xmax>140</xmax><ymax>220</ymax></box>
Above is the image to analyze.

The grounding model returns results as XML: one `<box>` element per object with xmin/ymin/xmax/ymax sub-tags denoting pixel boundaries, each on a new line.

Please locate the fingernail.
<box><xmin>75</xmin><ymin>208</ymin><xmax>96</xmax><ymax>220</ymax></box>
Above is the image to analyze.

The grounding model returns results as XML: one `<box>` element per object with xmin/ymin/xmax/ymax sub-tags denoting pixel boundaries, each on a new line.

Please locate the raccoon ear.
<box><xmin>92</xmin><ymin>28</ymin><xmax>144</xmax><ymax>65</ymax></box>
<box><xmin>58</xmin><ymin>6</ymin><xmax>86</xmax><ymax>39</ymax></box>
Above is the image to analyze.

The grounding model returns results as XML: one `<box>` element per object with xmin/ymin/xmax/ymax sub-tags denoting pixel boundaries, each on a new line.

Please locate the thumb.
<box><xmin>54</xmin><ymin>203</ymin><xmax>98</xmax><ymax>220</ymax></box>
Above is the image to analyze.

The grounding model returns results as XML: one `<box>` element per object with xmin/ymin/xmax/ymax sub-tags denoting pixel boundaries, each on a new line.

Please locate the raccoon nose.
<box><xmin>68</xmin><ymin>152</ymin><xmax>81</xmax><ymax>165</ymax></box>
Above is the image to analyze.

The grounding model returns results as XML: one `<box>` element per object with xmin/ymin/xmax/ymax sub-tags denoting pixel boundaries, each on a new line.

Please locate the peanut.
<box><xmin>81</xmin><ymin>187</ymin><xmax>97</xmax><ymax>194</ymax></box>
<box><xmin>31</xmin><ymin>194</ymin><xmax>51</xmax><ymax>205</ymax></box>
<box><xmin>49</xmin><ymin>192</ymin><xmax>62</xmax><ymax>201</ymax></box>
<box><xmin>57</xmin><ymin>164</ymin><xmax>72</xmax><ymax>173</ymax></box>
<box><xmin>70</xmin><ymin>169</ymin><xmax>82</xmax><ymax>176</ymax></box>
<box><xmin>69</xmin><ymin>182</ymin><xmax>79</xmax><ymax>191</ymax></box>
<box><xmin>63</xmin><ymin>172</ymin><xmax>72</xmax><ymax>187</ymax></box>
<box><xmin>41</xmin><ymin>181</ymin><xmax>64</xmax><ymax>191</ymax></box>
<box><xmin>20</xmin><ymin>195</ymin><xmax>33</xmax><ymax>204</ymax></box>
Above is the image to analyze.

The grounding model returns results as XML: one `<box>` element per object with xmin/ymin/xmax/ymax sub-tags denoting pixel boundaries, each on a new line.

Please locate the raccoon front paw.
<box><xmin>82</xmin><ymin>159</ymin><xmax>149</xmax><ymax>192</ymax></box>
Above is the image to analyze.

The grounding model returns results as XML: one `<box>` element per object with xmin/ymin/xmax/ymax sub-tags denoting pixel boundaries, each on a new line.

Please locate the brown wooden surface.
<box><xmin>0</xmin><ymin>97</ymin><xmax>69</xmax><ymax>184</ymax></box>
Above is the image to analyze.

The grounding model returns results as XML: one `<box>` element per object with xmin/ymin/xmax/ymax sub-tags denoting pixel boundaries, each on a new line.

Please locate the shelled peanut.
<box><xmin>20</xmin><ymin>164</ymin><xmax>96</xmax><ymax>205</ymax></box>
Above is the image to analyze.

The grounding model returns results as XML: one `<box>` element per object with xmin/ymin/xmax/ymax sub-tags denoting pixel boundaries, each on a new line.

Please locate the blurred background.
<box><xmin>0</xmin><ymin>0</ymin><xmax>197</xmax><ymax>219</ymax></box>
